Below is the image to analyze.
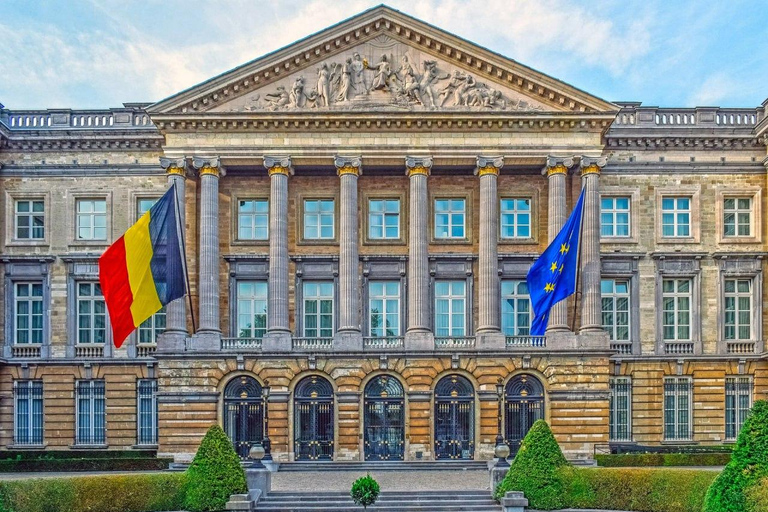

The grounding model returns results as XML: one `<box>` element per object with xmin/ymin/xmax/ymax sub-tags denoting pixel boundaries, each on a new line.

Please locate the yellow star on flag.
<box><xmin>544</xmin><ymin>283</ymin><xmax>555</xmax><ymax>293</ymax></box>
<box><xmin>558</xmin><ymin>264</ymin><xmax>564</xmax><ymax>273</ymax></box>
<box><xmin>560</xmin><ymin>243</ymin><xmax>569</xmax><ymax>255</ymax></box>
<box><xmin>550</xmin><ymin>261</ymin><xmax>557</xmax><ymax>272</ymax></box>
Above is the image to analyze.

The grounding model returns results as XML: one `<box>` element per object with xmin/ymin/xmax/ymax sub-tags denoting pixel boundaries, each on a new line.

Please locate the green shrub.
<box><xmin>745</xmin><ymin>476</ymin><xmax>768</xmax><ymax>512</ymax></box>
<box><xmin>0</xmin><ymin>450</ymin><xmax>159</xmax><ymax>461</ymax></box>
<box><xmin>704</xmin><ymin>400</ymin><xmax>768</xmax><ymax>512</ymax></box>
<box><xmin>350</xmin><ymin>473</ymin><xmax>380</xmax><ymax>509</ymax></box>
<box><xmin>595</xmin><ymin>452</ymin><xmax>732</xmax><ymax>467</ymax></box>
<box><xmin>0</xmin><ymin>457</ymin><xmax>171</xmax><ymax>473</ymax></box>
<box><xmin>494</xmin><ymin>419</ymin><xmax>569</xmax><ymax>509</ymax></box>
<box><xmin>183</xmin><ymin>424</ymin><xmax>247</xmax><ymax>512</ymax></box>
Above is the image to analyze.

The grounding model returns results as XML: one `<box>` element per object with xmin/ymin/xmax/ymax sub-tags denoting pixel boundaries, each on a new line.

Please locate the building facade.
<box><xmin>0</xmin><ymin>6</ymin><xmax>766</xmax><ymax>462</ymax></box>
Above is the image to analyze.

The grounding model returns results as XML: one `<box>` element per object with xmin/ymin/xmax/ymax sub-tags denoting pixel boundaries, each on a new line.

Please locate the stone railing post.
<box><xmin>335</xmin><ymin>156</ymin><xmax>363</xmax><ymax>350</ymax></box>
<box><xmin>544</xmin><ymin>156</ymin><xmax>574</xmax><ymax>333</ymax></box>
<box><xmin>579</xmin><ymin>156</ymin><xmax>607</xmax><ymax>334</ymax></box>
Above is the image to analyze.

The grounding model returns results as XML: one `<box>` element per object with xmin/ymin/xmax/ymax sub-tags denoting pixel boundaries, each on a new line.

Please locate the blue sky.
<box><xmin>1</xmin><ymin>0</ymin><xmax>766</xmax><ymax>109</ymax></box>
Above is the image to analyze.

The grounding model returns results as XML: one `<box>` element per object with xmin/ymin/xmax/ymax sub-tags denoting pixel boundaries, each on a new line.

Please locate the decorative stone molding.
<box><xmin>160</xmin><ymin>157</ymin><xmax>187</xmax><ymax>176</ymax></box>
<box><xmin>475</xmin><ymin>155</ymin><xmax>504</xmax><ymax>176</ymax></box>
<box><xmin>192</xmin><ymin>157</ymin><xmax>224</xmax><ymax>177</ymax></box>
<box><xmin>334</xmin><ymin>155</ymin><xmax>363</xmax><ymax>176</ymax></box>
<box><xmin>405</xmin><ymin>156</ymin><xmax>432</xmax><ymax>177</ymax></box>
<box><xmin>263</xmin><ymin>156</ymin><xmax>294</xmax><ymax>176</ymax></box>
<box><xmin>543</xmin><ymin>156</ymin><xmax>574</xmax><ymax>176</ymax></box>
<box><xmin>580</xmin><ymin>155</ymin><xmax>607</xmax><ymax>175</ymax></box>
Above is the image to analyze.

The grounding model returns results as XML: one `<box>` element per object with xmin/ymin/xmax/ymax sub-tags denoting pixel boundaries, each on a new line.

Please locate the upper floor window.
<box><xmin>500</xmin><ymin>199</ymin><xmax>531</xmax><ymax>239</ymax></box>
<box><xmin>304</xmin><ymin>199</ymin><xmax>334</xmax><ymax>240</ymax></box>
<box><xmin>15</xmin><ymin>200</ymin><xmax>45</xmax><ymax>240</ymax></box>
<box><xmin>661</xmin><ymin>197</ymin><xmax>690</xmax><ymax>238</ymax></box>
<box><xmin>76</xmin><ymin>380</ymin><xmax>106</xmax><ymax>445</ymax></box>
<box><xmin>501</xmin><ymin>280</ymin><xmax>531</xmax><ymax>336</ymax></box>
<box><xmin>723</xmin><ymin>197</ymin><xmax>752</xmax><ymax>237</ymax></box>
<box><xmin>303</xmin><ymin>281</ymin><xmax>333</xmax><ymax>338</ymax></box>
<box><xmin>600</xmin><ymin>197</ymin><xmax>630</xmax><ymax>237</ymax></box>
<box><xmin>609</xmin><ymin>377</ymin><xmax>632</xmax><ymax>442</ymax></box>
<box><xmin>236</xmin><ymin>281</ymin><xmax>267</xmax><ymax>339</ymax></box>
<box><xmin>662</xmin><ymin>279</ymin><xmax>691</xmax><ymax>341</ymax></box>
<box><xmin>663</xmin><ymin>377</ymin><xmax>692</xmax><ymax>441</ymax></box>
<box><xmin>137</xmin><ymin>307</ymin><xmax>165</xmax><ymax>344</ymax></box>
<box><xmin>434</xmin><ymin>199</ymin><xmax>465</xmax><ymax>239</ymax></box>
<box><xmin>369</xmin><ymin>199</ymin><xmax>400</xmax><ymax>239</ymax></box>
<box><xmin>14</xmin><ymin>282</ymin><xmax>43</xmax><ymax>345</ymax></box>
<box><xmin>601</xmin><ymin>279</ymin><xmax>630</xmax><ymax>342</ymax></box>
<box><xmin>238</xmin><ymin>199</ymin><xmax>269</xmax><ymax>240</ymax></box>
<box><xmin>369</xmin><ymin>281</ymin><xmax>400</xmax><ymax>336</ymax></box>
<box><xmin>137</xmin><ymin>198</ymin><xmax>159</xmax><ymax>218</ymax></box>
<box><xmin>14</xmin><ymin>380</ymin><xmax>43</xmax><ymax>446</ymax></box>
<box><xmin>77</xmin><ymin>282</ymin><xmax>106</xmax><ymax>344</ymax></box>
<box><xmin>725</xmin><ymin>376</ymin><xmax>752</xmax><ymax>441</ymax></box>
<box><xmin>434</xmin><ymin>280</ymin><xmax>466</xmax><ymax>336</ymax></box>
<box><xmin>724</xmin><ymin>279</ymin><xmax>752</xmax><ymax>341</ymax></box>
<box><xmin>76</xmin><ymin>199</ymin><xmax>107</xmax><ymax>240</ymax></box>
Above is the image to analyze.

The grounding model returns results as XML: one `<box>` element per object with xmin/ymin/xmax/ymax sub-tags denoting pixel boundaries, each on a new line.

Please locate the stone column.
<box><xmin>335</xmin><ymin>156</ymin><xmax>363</xmax><ymax>350</ymax></box>
<box><xmin>544</xmin><ymin>157</ymin><xmax>574</xmax><ymax>333</ymax></box>
<box><xmin>579</xmin><ymin>156</ymin><xmax>607</xmax><ymax>334</ymax></box>
<box><xmin>158</xmin><ymin>157</ymin><xmax>188</xmax><ymax>353</ymax></box>
<box><xmin>405</xmin><ymin>156</ymin><xmax>433</xmax><ymax>350</ymax></box>
<box><xmin>189</xmin><ymin>157</ymin><xmax>223</xmax><ymax>351</ymax></box>
<box><xmin>262</xmin><ymin>156</ymin><xmax>293</xmax><ymax>352</ymax></box>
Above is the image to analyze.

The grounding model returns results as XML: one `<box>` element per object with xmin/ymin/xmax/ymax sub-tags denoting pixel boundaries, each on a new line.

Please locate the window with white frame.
<box><xmin>500</xmin><ymin>199</ymin><xmax>531</xmax><ymax>239</ymax></box>
<box><xmin>136</xmin><ymin>198</ymin><xmax>165</xmax><ymax>343</ymax></box>
<box><xmin>661</xmin><ymin>197</ymin><xmax>691</xmax><ymax>238</ymax></box>
<box><xmin>76</xmin><ymin>199</ymin><xmax>107</xmax><ymax>240</ymax></box>
<box><xmin>236</xmin><ymin>281</ymin><xmax>268</xmax><ymax>339</ymax></box>
<box><xmin>601</xmin><ymin>279</ymin><xmax>630</xmax><ymax>342</ymax></box>
<box><xmin>137</xmin><ymin>198</ymin><xmax>158</xmax><ymax>218</ymax></box>
<box><xmin>238</xmin><ymin>199</ymin><xmax>269</xmax><ymax>240</ymax></box>
<box><xmin>14</xmin><ymin>380</ymin><xmax>43</xmax><ymax>446</ymax></box>
<box><xmin>434</xmin><ymin>199</ymin><xmax>466</xmax><ymax>239</ymax></box>
<box><xmin>77</xmin><ymin>282</ymin><xmax>106</xmax><ymax>344</ymax></box>
<box><xmin>14</xmin><ymin>282</ymin><xmax>43</xmax><ymax>344</ymax></box>
<box><xmin>609</xmin><ymin>377</ymin><xmax>632</xmax><ymax>442</ymax></box>
<box><xmin>723</xmin><ymin>197</ymin><xmax>752</xmax><ymax>237</ymax></box>
<box><xmin>303</xmin><ymin>199</ymin><xmax>334</xmax><ymax>240</ymax></box>
<box><xmin>725</xmin><ymin>376</ymin><xmax>752</xmax><ymax>441</ymax></box>
<box><xmin>76</xmin><ymin>380</ymin><xmax>106</xmax><ymax>445</ymax></box>
<box><xmin>600</xmin><ymin>196</ymin><xmax>630</xmax><ymax>237</ymax></box>
<box><xmin>663</xmin><ymin>377</ymin><xmax>692</xmax><ymax>441</ymax></box>
<box><xmin>724</xmin><ymin>279</ymin><xmax>752</xmax><ymax>341</ymax></box>
<box><xmin>15</xmin><ymin>200</ymin><xmax>45</xmax><ymax>240</ymax></box>
<box><xmin>369</xmin><ymin>281</ymin><xmax>400</xmax><ymax>336</ymax></box>
<box><xmin>368</xmin><ymin>199</ymin><xmax>400</xmax><ymax>239</ymax></box>
<box><xmin>662</xmin><ymin>279</ymin><xmax>691</xmax><ymax>341</ymax></box>
<box><xmin>137</xmin><ymin>379</ymin><xmax>158</xmax><ymax>445</ymax></box>
<box><xmin>434</xmin><ymin>280</ymin><xmax>466</xmax><ymax>336</ymax></box>
<box><xmin>501</xmin><ymin>280</ymin><xmax>531</xmax><ymax>336</ymax></box>
<box><xmin>303</xmin><ymin>281</ymin><xmax>334</xmax><ymax>337</ymax></box>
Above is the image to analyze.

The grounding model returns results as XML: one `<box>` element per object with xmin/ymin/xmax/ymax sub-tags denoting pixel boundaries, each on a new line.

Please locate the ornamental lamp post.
<box><xmin>262</xmin><ymin>380</ymin><xmax>272</xmax><ymax>462</ymax></box>
<box><xmin>494</xmin><ymin>378</ymin><xmax>510</xmax><ymax>468</ymax></box>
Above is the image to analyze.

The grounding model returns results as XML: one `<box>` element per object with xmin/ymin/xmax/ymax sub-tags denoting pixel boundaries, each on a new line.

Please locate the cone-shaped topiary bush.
<box><xmin>184</xmin><ymin>424</ymin><xmax>247</xmax><ymax>512</ymax></box>
<box><xmin>494</xmin><ymin>419</ymin><xmax>570</xmax><ymax>509</ymax></box>
<box><xmin>704</xmin><ymin>400</ymin><xmax>768</xmax><ymax>512</ymax></box>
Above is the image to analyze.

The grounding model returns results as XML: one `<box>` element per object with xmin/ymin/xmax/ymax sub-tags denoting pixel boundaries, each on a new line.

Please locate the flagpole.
<box><xmin>570</xmin><ymin>184</ymin><xmax>587</xmax><ymax>333</ymax></box>
<box><xmin>172</xmin><ymin>180</ymin><xmax>197</xmax><ymax>334</ymax></box>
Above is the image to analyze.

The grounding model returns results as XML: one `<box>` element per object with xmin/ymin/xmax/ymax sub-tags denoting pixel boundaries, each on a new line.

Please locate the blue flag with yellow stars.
<box><xmin>526</xmin><ymin>189</ymin><xmax>585</xmax><ymax>335</ymax></box>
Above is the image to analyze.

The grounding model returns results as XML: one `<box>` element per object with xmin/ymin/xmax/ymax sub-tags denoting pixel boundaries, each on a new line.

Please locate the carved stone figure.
<box><xmin>370</xmin><ymin>55</ymin><xmax>392</xmax><ymax>91</ymax></box>
<box><xmin>351</xmin><ymin>53</ymin><xmax>367</xmax><ymax>95</ymax></box>
<box><xmin>316</xmin><ymin>63</ymin><xmax>331</xmax><ymax>107</ymax></box>
<box><xmin>289</xmin><ymin>77</ymin><xmax>306</xmax><ymax>108</ymax></box>
<box><xmin>265</xmin><ymin>86</ymin><xmax>290</xmax><ymax>110</ymax></box>
<box><xmin>416</xmin><ymin>60</ymin><xmax>449</xmax><ymax>109</ymax></box>
<box><xmin>336</xmin><ymin>58</ymin><xmax>353</xmax><ymax>102</ymax></box>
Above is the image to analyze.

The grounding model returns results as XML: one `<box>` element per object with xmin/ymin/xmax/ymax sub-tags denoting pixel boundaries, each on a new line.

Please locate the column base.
<box><xmin>334</xmin><ymin>331</ymin><xmax>363</xmax><ymax>351</ymax></box>
<box><xmin>576</xmin><ymin>330</ymin><xmax>610</xmax><ymax>349</ymax></box>
<box><xmin>475</xmin><ymin>331</ymin><xmax>505</xmax><ymax>350</ymax></box>
<box><xmin>187</xmin><ymin>331</ymin><xmax>221</xmax><ymax>351</ymax></box>
<box><xmin>405</xmin><ymin>330</ymin><xmax>434</xmax><ymax>350</ymax></box>
<box><xmin>262</xmin><ymin>331</ymin><xmax>292</xmax><ymax>352</ymax></box>
<box><xmin>157</xmin><ymin>331</ymin><xmax>188</xmax><ymax>353</ymax></box>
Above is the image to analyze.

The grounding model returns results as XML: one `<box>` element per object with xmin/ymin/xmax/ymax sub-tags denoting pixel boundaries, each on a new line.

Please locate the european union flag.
<box><xmin>526</xmin><ymin>189</ymin><xmax>585</xmax><ymax>335</ymax></box>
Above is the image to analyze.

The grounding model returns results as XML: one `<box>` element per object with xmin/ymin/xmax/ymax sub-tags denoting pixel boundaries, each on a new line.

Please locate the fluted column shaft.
<box><xmin>476</xmin><ymin>157</ymin><xmax>503</xmax><ymax>333</ymax></box>
<box><xmin>406</xmin><ymin>160</ymin><xmax>432</xmax><ymax>332</ymax></box>
<box><xmin>165</xmin><ymin>166</ymin><xmax>187</xmax><ymax>335</ymax></box>
<box><xmin>196</xmin><ymin>161</ymin><xmax>221</xmax><ymax>333</ymax></box>
<box><xmin>545</xmin><ymin>160</ymin><xmax>571</xmax><ymax>332</ymax></box>
<box><xmin>266</xmin><ymin>163</ymin><xmax>291</xmax><ymax>333</ymax></box>
<box><xmin>336</xmin><ymin>158</ymin><xmax>361</xmax><ymax>333</ymax></box>
<box><xmin>579</xmin><ymin>159</ymin><xmax>604</xmax><ymax>333</ymax></box>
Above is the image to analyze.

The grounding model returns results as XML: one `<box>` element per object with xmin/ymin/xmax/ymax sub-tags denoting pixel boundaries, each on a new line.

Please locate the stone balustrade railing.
<box><xmin>363</xmin><ymin>336</ymin><xmax>405</xmax><ymax>349</ymax></box>
<box><xmin>292</xmin><ymin>337</ymin><xmax>334</xmax><ymax>350</ymax></box>
<box><xmin>75</xmin><ymin>345</ymin><xmax>105</xmax><ymax>358</ymax></box>
<box><xmin>11</xmin><ymin>345</ymin><xmax>42</xmax><ymax>358</ymax></box>
<box><xmin>434</xmin><ymin>336</ymin><xmax>476</xmax><ymax>349</ymax></box>
<box><xmin>726</xmin><ymin>341</ymin><xmax>756</xmax><ymax>354</ymax></box>
<box><xmin>611</xmin><ymin>342</ymin><xmax>633</xmax><ymax>355</ymax></box>
<box><xmin>505</xmin><ymin>335</ymin><xmax>546</xmax><ymax>348</ymax></box>
<box><xmin>136</xmin><ymin>344</ymin><xmax>158</xmax><ymax>357</ymax></box>
<box><xmin>1</xmin><ymin>106</ymin><xmax>155</xmax><ymax>131</ymax></box>
<box><xmin>664</xmin><ymin>342</ymin><xmax>694</xmax><ymax>355</ymax></box>
<box><xmin>611</xmin><ymin>104</ymin><xmax>762</xmax><ymax>128</ymax></box>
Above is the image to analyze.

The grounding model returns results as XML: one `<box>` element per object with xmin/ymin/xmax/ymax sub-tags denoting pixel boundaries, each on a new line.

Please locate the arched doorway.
<box><xmin>364</xmin><ymin>375</ymin><xmax>405</xmax><ymax>461</ymax></box>
<box><xmin>505</xmin><ymin>373</ymin><xmax>545</xmax><ymax>456</ymax></box>
<box><xmin>434</xmin><ymin>374</ymin><xmax>475</xmax><ymax>460</ymax></box>
<box><xmin>294</xmin><ymin>375</ymin><xmax>334</xmax><ymax>461</ymax></box>
<box><xmin>223</xmin><ymin>375</ymin><xmax>263</xmax><ymax>459</ymax></box>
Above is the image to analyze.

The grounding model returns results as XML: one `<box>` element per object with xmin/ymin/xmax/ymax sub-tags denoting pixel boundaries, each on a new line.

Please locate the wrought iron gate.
<box><xmin>364</xmin><ymin>375</ymin><xmax>404</xmax><ymax>461</ymax></box>
<box><xmin>434</xmin><ymin>374</ymin><xmax>475</xmax><ymax>460</ymax></box>
<box><xmin>504</xmin><ymin>374</ymin><xmax>544</xmax><ymax>457</ymax></box>
<box><xmin>294</xmin><ymin>375</ymin><xmax>334</xmax><ymax>461</ymax></box>
<box><xmin>223</xmin><ymin>376</ymin><xmax>264</xmax><ymax>459</ymax></box>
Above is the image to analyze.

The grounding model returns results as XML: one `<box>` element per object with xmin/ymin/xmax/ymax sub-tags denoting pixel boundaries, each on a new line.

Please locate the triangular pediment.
<box><xmin>148</xmin><ymin>6</ymin><xmax>617</xmax><ymax>116</ymax></box>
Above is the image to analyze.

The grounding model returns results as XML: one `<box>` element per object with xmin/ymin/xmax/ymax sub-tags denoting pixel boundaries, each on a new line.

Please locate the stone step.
<box><xmin>277</xmin><ymin>460</ymin><xmax>489</xmax><ymax>472</ymax></box>
<box><xmin>256</xmin><ymin>491</ymin><xmax>500</xmax><ymax>512</ymax></box>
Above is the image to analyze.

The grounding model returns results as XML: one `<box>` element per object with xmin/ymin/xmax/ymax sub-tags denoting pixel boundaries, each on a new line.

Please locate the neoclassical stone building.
<box><xmin>1</xmin><ymin>6</ymin><xmax>766</xmax><ymax>463</ymax></box>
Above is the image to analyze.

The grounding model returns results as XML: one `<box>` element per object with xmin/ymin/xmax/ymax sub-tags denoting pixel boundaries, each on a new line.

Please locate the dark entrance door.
<box><xmin>364</xmin><ymin>375</ymin><xmax>405</xmax><ymax>461</ymax></box>
<box><xmin>434</xmin><ymin>374</ymin><xmax>474</xmax><ymax>460</ymax></box>
<box><xmin>505</xmin><ymin>374</ymin><xmax>544</xmax><ymax>457</ymax></box>
<box><xmin>294</xmin><ymin>375</ymin><xmax>334</xmax><ymax>461</ymax></box>
<box><xmin>223</xmin><ymin>376</ymin><xmax>264</xmax><ymax>459</ymax></box>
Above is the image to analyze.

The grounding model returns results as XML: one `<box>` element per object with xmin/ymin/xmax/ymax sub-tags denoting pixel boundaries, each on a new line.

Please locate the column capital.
<box><xmin>160</xmin><ymin>157</ymin><xmax>187</xmax><ymax>177</ymax></box>
<box><xmin>543</xmin><ymin>156</ymin><xmax>575</xmax><ymax>177</ymax></box>
<box><xmin>193</xmin><ymin>156</ymin><xmax>224</xmax><ymax>177</ymax></box>
<box><xmin>334</xmin><ymin>155</ymin><xmax>362</xmax><ymax>176</ymax></box>
<box><xmin>405</xmin><ymin>156</ymin><xmax>433</xmax><ymax>177</ymax></box>
<box><xmin>263</xmin><ymin>155</ymin><xmax>294</xmax><ymax>176</ymax></box>
<box><xmin>580</xmin><ymin>156</ymin><xmax>608</xmax><ymax>176</ymax></box>
<box><xmin>475</xmin><ymin>156</ymin><xmax>504</xmax><ymax>176</ymax></box>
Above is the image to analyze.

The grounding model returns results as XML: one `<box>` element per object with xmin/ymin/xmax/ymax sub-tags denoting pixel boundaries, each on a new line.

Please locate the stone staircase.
<box><xmin>277</xmin><ymin>460</ymin><xmax>489</xmax><ymax>472</ymax></box>
<box><xmin>254</xmin><ymin>490</ymin><xmax>500</xmax><ymax>511</ymax></box>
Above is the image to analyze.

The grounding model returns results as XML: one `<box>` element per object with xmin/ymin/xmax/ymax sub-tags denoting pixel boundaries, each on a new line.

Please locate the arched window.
<box><xmin>504</xmin><ymin>374</ymin><xmax>545</xmax><ymax>456</ymax></box>
<box><xmin>434</xmin><ymin>374</ymin><xmax>474</xmax><ymax>460</ymax></box>
<box><xmin>223</xmin><ymin>376</ymin><xmax>263</xmax><ymax>459</ymax></box>
<box><xmin>363</xmin><ymin>375</ymin><xmax>405</xmax><ymax>461</ymax></box>
<box><xmin>294</xmin><ymin>375</ymin><xmax>334</xmax><ymax>460</ymax></box>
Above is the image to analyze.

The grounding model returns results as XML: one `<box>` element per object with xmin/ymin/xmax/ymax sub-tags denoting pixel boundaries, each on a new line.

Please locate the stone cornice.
<box><xmin>605</xmin><ymin>134</ymin><xmax>762</xmax><ymax>151</ymax></box>
<box><xmin>0</xmin><ymin>165</ymin><xmax>164</xmax><ymax>178</ymax></box>
<box><xmin>0</xmin><ymin>132</ymin><xmax>164</xmax><ymax>152</ymax></box>
<box><xmin>602</xmin><ymin>162</ymin><xmax>767</xmax><ymax>175</ymax></box>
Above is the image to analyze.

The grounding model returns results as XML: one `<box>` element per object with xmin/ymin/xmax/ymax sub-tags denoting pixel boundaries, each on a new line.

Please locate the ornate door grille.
<box><xmin>294</xmin><ymin>375</ymin><xmax>334</xmax><ymax>461</ymax></box>
<box><xmin>364</xmin><ymin>375</ymin><xmax>405</xmax><ymax>461</ymax></box>
<box><xmin>434</xmin><ymin>374</ymin><xmax>475</xmax><ymax>460</ymax></box>
<box><xmin>223</xmin><ymin>376</ymin><xmax>264</xmax><ymax>459</ymax></box>
<box><xmin>504</xmin><ymin>374</ymin><xmax>544</xmax><ymax>457</ymax></box>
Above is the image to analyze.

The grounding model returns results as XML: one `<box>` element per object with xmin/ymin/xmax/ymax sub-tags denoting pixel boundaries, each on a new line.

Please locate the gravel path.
<box><xmin>272</xmin><ymin>469</ymin><xmax>490</xmax><ymax>492</ymax></box>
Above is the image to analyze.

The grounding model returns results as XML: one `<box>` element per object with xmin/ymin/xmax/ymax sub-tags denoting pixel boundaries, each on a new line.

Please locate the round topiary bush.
<box><xmin>184</xmin><ymin>424</ymin><xmax>247</xmax><ymax>512</ymax></box>
<box><xmin>351</xmin><ymin>473</ymin><xmax>380</xmax><ymax>509</ymax></box>
<box><xmin>704</xmin><ymin>399</ymin><xmax>768</xmax><ymax>512</ymax></box>
<box><xmin>494</xmin><ymin>419</ymin><xmax>569</xmax><ymax>510</ymax></box>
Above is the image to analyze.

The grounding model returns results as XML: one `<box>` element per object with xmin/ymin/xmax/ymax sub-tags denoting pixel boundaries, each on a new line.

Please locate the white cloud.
<box><xmin>688</xmin><ymin>73</ymin><xmax>739</xmax><ymax>107</ymax></box>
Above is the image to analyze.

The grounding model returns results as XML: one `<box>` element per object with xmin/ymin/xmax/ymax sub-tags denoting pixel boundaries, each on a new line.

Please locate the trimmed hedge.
<box><xmin>596</xmin><ymin>452</ymin><xmax>731</xmax><ymax>467</ymax></box>
<box><xmin>745</xmin><ymin>476</ymin><xmax>768</xmax><ymax>512</ymax></box>
<box><xmin>0</xmin><ymin>458</ymin><xmax>171</xmax><ymax>473</ymax></box>
<box><xmin>0</xmin><ymin>450</ymin><xmax>158</xmax><ymax>460</ymax></box>
<box><xmin>0</xmin><ymin>473</ymin><xmax>187</xmax><ymax>512</ymax></box>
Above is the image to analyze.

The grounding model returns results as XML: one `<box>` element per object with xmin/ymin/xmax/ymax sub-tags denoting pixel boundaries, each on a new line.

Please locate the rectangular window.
<box><xmin>303</xmin><ymin>281</ymin><xmax>334</xmax><ymax>337</ymax></box>
<box><xmin>434</xmin><ymin>199</ymin><xmax>466</xmax><ymax>239</ymax></box>
<box><xmin>500</xmin><ymin>199</ymin><xmax>531</xmax><ymax>239</ymax></box>
<box><xmin>137</xmin><ymin>379</ymin><xmax>158</xmax><ymax>445</ymax></box>
<box><xmin>369</xmin><ymin>281</ymin><xmax>400</xmax><ymax>336</ymax></box>
<box><xmin>14</xmin><ymin>380</ymin><xmax>43</xmax><ymax>446</ymax></box>
<box><xmin>238</xmin><ymin>199</ymin><xmax>269</xmax><ymax>240</ymax></box>
<box><xmin>662</xmin><ymin>279</ymin><xmax>691</xmax><ymax>341</ymax></box>
<box><xmin>725</xmin><ymin>377</ymin><xmax>752</xmax><ymax>441</ymax></box>
<box><xmin>76</xmin><ymin>199</ymin><xmax>107</xmax><ymax>240</ymax></box>
<box><xmin>14</xmin><ymin>282</ymin><xmax>43</xmax><ymax>344</ymax></box>
<box><xmin>661</xmin><ymin>197</ymin><xmax>691</xmax><ymax>238</ymax></box>
<box><xmin>663</xmin><ymin>377</ymin><xmax>692</xmax><ymax>441</ymax></box>
<box><xmin>501</xmin><ymin>280</ymin><xmax>531</xmax><ymax>336</ymax></box>
<box><xmin>137</xmin><ymin>307</ymin><xmax>165</xmax><ymax>344</ymax></box>
<box><xmin>434</xmin><ymin>280</ymin><xmax>466</xmax><ymax>336</ymax></box>
<box><xmin>237</xmin><ymin>281</ymin><xmax>268</xmax><ymax>339</ymax></box>
<box><xmin>303</xmin><ymin>199</ymin><xmax>334</xmax><ymax>240</ymax></box>
<box><xmin>137</xmin><ymin>198</ymin><xmax>158</xmax><ymax>218</ymax></box>
<box><xmin>15</xmin><ymin>200</ymin><xmax>45</xmax><ymax>240</ymax></box>
<box><xmin>609</xmin><ymin>377</ymin><xmax>632</xmax><ymax>442</ymax></box>
<box><xmin>368</xmin><ymin>199</ymin><xmax>400</xmax><ymax>239</ymax></box>
<box><xmin>724</xmin><ymin>279</ymin><xmax>752</xmax><ymax>341</ymax></box>
<box><xmin>77</xmin><ymin>282</ymin><xmax>106</xmax><ymax>344</ymax></box>
<box><xmin>76</xmin><ymin>380</ymin><xmax>106</xmax><ymax>445</ymax></box>
<box><xmin>601</xmin><ymin>279</ymin><xmax>630</xmax><ymax>342</ymax></box>
<box><xmin>600</xmin><ymin>196</ymin><xmax>630</xmax><ymax>237</ymax></box>
<box><xmin>723</xmin><ymin>197</ymin><xmax>752</xmax><ymax>237</ymax></box>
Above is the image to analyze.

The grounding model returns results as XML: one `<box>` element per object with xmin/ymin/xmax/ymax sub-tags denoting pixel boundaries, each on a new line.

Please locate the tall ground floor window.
<box><xmin>137</xmin><ymin>379</ymin><xmax>158</xmax><ymax>445</ymax></box>
<box><xmin>14</xmin><ymin>380</ymin><xmax>43</xmax><ymax>445</ymax></box>
<box><xmin>663</xmin><ymin>377</ymin><xmax>692</xmax><ymax>441</ymax></box>
<box><xmin>609</xmin><ymin>377</ymin><xmax>632</xmax><ymax>442</ymax></box>
<box><xmin>76</xmin><ymin>380</ymin><xmax>106</xmax><ymax>445</ymax></box>
<box><xmin>725</xmin><ymin>376</ymin><xmax>752</xmax><ymax>440</ymax></box>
